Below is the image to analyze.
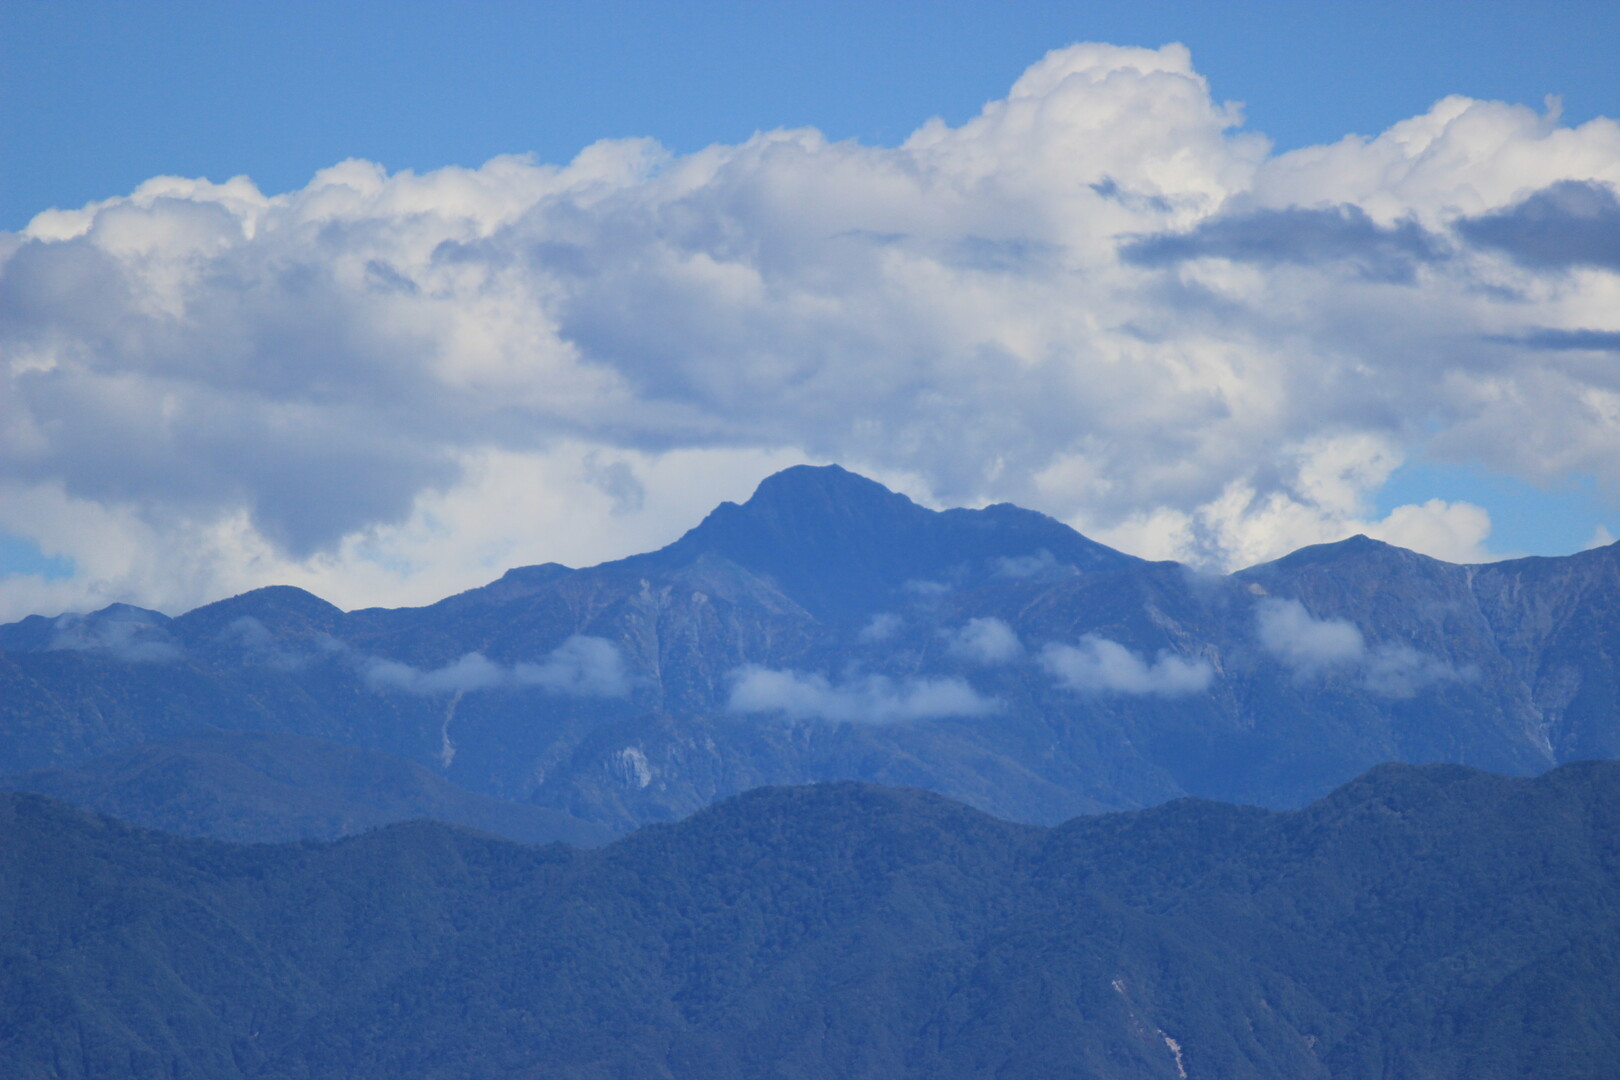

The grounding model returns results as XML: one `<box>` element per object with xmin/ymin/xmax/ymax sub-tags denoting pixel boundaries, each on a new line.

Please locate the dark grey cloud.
<box><xmin>1455</xmin><ymin>180</ymin><xmax>1620</xmax><ymax>271</ymax></box>
<box><xmin>1486</xmin><ymin>328</ymin><xmax>1620</xmax><ymax>352</ymax></box>
<box><xmin>1123</xmin><ymin>205</ymin><xmax>1448</xmax><ymax>283</ymax></box>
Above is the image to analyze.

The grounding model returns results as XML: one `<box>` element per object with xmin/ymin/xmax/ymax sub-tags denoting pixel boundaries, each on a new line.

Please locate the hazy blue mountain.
<box><xmin>2</xmin><ymin>762</ymin><xmax>1617</xmax><ymax>1078</ymax></box>
<box><xmin>3</xmin><ymin>463</ymin><xmax>1620</xmax><ymax>837</ymax></box>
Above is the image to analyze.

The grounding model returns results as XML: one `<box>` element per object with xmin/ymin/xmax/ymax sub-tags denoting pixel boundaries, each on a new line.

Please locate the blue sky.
<box><xmin>2</xmin><ymin>1</ymin><xmax>1620</xmax><ymax>614</ymax></box>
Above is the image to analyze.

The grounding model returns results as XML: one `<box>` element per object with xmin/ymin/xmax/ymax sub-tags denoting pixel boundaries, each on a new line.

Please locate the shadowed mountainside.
<box><xmin>3</xmin><ymin>463</ymin><xmax>1620</xmax><ymax>838</ymax></box>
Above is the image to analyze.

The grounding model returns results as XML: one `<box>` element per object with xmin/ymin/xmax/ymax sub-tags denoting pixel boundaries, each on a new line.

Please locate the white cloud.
<box><xmin>48</xmin><ymin>608</ymin><xmax>183</xmax><ymax>663</ymax></box>
<box><xmin>1255</xmin><ymin>598</ymin><xmax>1365</xmax><ymax>675</ymax></box>
<box><xmin>726</xmin><ymin>666</ymin><xmax>1000</xmax><ymax>723</ymax></box>
<box><xmin>1087</xmin><ymin>435</ymin><xmax>1499</xmax><ymax>569</ymax></box>
<box><xmin>856</xmin><ymin>612</ymin><xmax>902</xmax><ymax>643</ymax></box>
<box><xmin>363</xmin><ymin>635</ymin><xmax>629</xmax><ymax>697</ymax></box>
<box><xmin>944</xmin><ymin>617</ymin><xmax>1024</xmax><ymax>664</ymax></box>
<box><xmin>4</xmin><ymin>43</ymin><xmax>1620</xmax><ymax>615</ymax></box>
<box><xmin>1361</xmin><ymin>643</ymin><xmax>1468</xmax><ymax>699</ymax></box>
<box><xmin>1254</xmin><ymin>598</ymin><xmax>1462</xmax><ymax>696</ymax></box>
<box><xmin>992</xmin><ymin>549</ymin><xmax>1061</xmax><ymax>578</ymax></box>
<box><xmin>1038</xmin><ymin>636</ymin><xmax>1212</xmax><ymax>696</ymax></box>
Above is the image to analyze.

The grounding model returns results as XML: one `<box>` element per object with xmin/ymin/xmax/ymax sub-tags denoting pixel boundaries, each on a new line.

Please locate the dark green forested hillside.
<box><xmin>2</xmin><ymin>762</ymin><xmax>1618</xmax><ymax>1079</ymax></box>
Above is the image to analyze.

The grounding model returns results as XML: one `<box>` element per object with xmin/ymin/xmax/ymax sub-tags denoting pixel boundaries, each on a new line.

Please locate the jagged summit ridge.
<box><xmin>4</xmin><ymin>462</ymin><xmax>1620</xmax><ymax>840</ymax></box>
<box><xmin>616</xmin><ymin>463</ymin><xmax>1137</xmax><ymax>619</ymax></box>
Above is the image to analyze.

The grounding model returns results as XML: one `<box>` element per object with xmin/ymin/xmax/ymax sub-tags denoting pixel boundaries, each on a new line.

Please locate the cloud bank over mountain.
<box><xmin>4</xmin><ymin>42</ymin><xmax>1620</xmax><ymax>617</ymax></box>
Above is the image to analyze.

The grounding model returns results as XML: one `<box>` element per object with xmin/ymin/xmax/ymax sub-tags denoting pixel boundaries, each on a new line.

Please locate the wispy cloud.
<box><xmin>1039</xmin><ymin>637</ymin><xmax>1212</xmax><ymax>696</ymax></box>
<box><xmin>1254</xmin><ymin>598</ymin><xmax>1463</xmax><ymax>697</ymax></box>
<box><xmin>991</xmin><ymin>550</ymin><xmax>1061</xmax><ymax>579</ymax></box>
<box><xmin>1254</xmin><ymin>598</ymin><xmax>1364</xmax><ymax>676</ymax></box>
<box><xmin>48</xmin><ymin>607</ymin><xmax>183</xmax><ymax>663</ymax></box>
<box><xmin>856</xmin><ymin>612</ymin><xmax>902</xmax><ymax>643</ymax></box>
<box><xmin>943</xmin><ymin>617</ymin><xmax>1024</xmax><ymax>665</ymax></box>
<box><xmin>362</xmin><ymin>635</ymin><xmax>630</xmax><ymax>697</ymax></box>
<box><xmin>726</xmin><ymin>666</ymin><xmax>1000</xmax><ymax>723</ymax></box>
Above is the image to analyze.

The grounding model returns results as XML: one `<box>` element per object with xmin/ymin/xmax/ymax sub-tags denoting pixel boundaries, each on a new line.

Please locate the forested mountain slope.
<box><xmin>2</xmin><ymin>762</ymin><xmax>1617</xmax><ymax>1079</ymax></box>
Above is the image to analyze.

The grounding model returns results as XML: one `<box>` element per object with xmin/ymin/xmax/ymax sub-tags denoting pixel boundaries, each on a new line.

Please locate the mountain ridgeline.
<box><xmin>3</xmin><ymin>762</ymin><xmax>1618</xmax><ymax>1078</ymax></box>
<box><xmin>5</xmin><ymin>463</ymin><xmax>1620</xmax><ymax>840</ymax></box>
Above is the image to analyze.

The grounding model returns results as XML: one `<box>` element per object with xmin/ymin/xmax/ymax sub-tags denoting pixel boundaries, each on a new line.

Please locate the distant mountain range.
<box><xmin>4</xmin><ymin>761</ymin><xmax>1617</xmax><ymax>1078</ymax></box>
<box><xmin>5</xmin><ymin>463</ymin><xmax>1620</xmax><ymax>841</ymax></box>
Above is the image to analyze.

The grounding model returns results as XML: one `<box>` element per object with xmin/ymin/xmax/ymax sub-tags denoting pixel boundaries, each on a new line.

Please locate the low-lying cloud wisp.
<box><xmin>944</xmin><ymin>617</ymin><xmax>1024</xmax><ymax>665</ymax></box>
<box><xmin>363</xmin><ymin>635</ymin><xmax>629</xmax><ymax>697</ymax></box>
<box><xmin>1039</xmin><ymin>636</ymin><xmax>1213</xmax><ymax>696</ymax></box>
<box><xmin>1254</xmin><ymin>598</ymin><xmax>1463</xmax><ymax>697</ymax></box>
<box><xmin>727</xmin><ymin>666</ymin><xmax>1000</xmax><ymax>724</ymax></box>
<box><xmin>49</xmin><ymin>608</ymin><xmax>184</xmax><ymax>663</ymax></box>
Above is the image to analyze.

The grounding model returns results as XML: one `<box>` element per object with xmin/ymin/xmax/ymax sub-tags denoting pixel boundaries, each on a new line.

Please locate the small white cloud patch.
<box><xmin>726</xmin><ymin>666</ymin><xmax>1000</xmax><ymax>723</ymax></box>
<box><xmin>857</xmin><ymin>612</ymin><xmax>903</xmax><ymax>643</ymax></box>
<box><xmin>364</xmin><ymin>635</ymin><xmax>629</xmax><ymax>697</ymax></box>
<box><xmin>1254</xmin><ymin>598</ymin><xmax>1462</xmax><ymax>696</ymax></box>
<box><xmin>1039</xmin><ymin>637</ymin><xmax>1212</xmax><ymax>696</ymax></box>
<box><xmin>944</xmin><ymin>617</ymin><xmax>1024</xmax><ymax>664</ymax></box>
<box><xmin>992</xmin><ymin>550</ymin><xmax>1060</xmax><ymax>579</ymax></box>
<box><xmin>49</xmin><ymin>613</ymin><xmax>184</xmax><ymax>663</ymax></box>
<box><xmin>1255</xmin><ymin>598</ymin><xmax>1365</xmax><ymax>675</ymax></box>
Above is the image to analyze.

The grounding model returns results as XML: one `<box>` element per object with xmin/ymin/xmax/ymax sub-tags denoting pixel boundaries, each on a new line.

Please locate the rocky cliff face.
<box><xmin>4</xmin><ymin>464</ymin><xmax>1619</xmax><ymax>836</ymax></box>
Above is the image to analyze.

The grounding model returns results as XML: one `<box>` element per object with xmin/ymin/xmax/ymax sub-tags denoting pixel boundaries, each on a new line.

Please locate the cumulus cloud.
<box><xmin>1090</xmin><ymin>435</ymin><xmax>1498</xmax><ymax>568</ymax></box>
<box><xmin>1038</xmin><ymin>637</ymin><xmax>1212</xmax><ymax>696</ymax></box>
<box><xmin>726</xmin><ymin>666</ymin><xmax>1000</xmax><ymax>723</ymax></box>
<box><xmin>5</xmin><ymin>43</ymin><xmax>1620</xmax><ymax>616</ymax></box>
<box><xmin>363</xmin><ymin>635</ymin><xmax>629</xmax><ymax>697</ymax></box>
<box><xmin>1254</xmin><ymin>598</ymin><xmax>1461</xmax><ymax>696</ymax></box>
<box><xmin>944</xmin><ymin>617</ymin><xmax>1024</xmax><ymax>664</ymax></box>
<box><xmin>1255</xmin><ymin>598</ymin><xmax>1364</xmax><ymax>675</ymax></box>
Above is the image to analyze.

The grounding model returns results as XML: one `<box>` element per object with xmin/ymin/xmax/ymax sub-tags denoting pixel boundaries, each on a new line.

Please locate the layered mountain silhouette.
<box><xmin>3</xmin><ymin>761</ymin><xmax>1618</xmax><ymax>1078</ymax></box>
<box><xmin>4</xmin><ymin>463</ymin><xmax>1620</xmax><ymax>838</ymax></box>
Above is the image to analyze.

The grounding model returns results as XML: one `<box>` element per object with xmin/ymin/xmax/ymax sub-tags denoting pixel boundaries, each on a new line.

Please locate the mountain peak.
<box><xmin>619</xmin><ymin>464</ymin><xmax>1134</xmax><ymax>619</ymax></box>
<box><xmin>744</xmin><ymin>463</ymin><xmax>912</xmax><ymax>510</ymax></box>
<box><xmin>173</xmin><ymin>584</ymin><xmax>344</xmax><ymax>641</ymax></box>
<box><xmin>1239</xmin><ymin>532</ymin><xmax>1431</xmax><ymax>577</ymax></box>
